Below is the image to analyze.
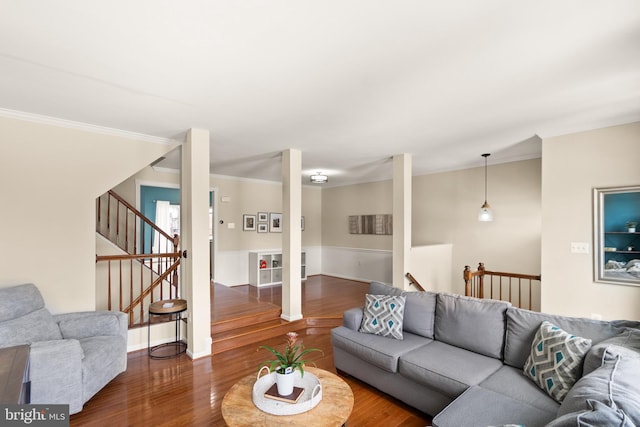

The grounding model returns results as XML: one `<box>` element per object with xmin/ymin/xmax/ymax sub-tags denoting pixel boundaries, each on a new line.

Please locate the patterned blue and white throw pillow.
<box><xmin>359</xmin><ymin>294</ymin><xmax>406</xmax><ymax>340</ymax></box>
<box><xmin>523</xmin><ymin>321</ymin><xmax>592</xmax><ymax>402</ymax></box>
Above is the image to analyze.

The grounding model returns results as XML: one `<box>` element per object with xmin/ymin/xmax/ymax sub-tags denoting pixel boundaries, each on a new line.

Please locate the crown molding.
<box><xmin>0</xmin><ymin>107</ymin><xmax>178</xmax><ymax>145</ymax></box>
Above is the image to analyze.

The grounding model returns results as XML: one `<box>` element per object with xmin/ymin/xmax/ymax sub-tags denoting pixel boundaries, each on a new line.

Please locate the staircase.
<box><xmin>96</xmin><ymin>190</ymin><xmax>181</xmax><ymax>327</ymax></box>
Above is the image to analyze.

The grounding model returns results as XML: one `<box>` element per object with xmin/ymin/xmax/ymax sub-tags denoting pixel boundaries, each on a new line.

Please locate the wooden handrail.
<box><xmin>405</xmin><ymin>272</ymin><xmax>426</xmax><ymax>292</ymax></box>
<box><xmin>124</xmin><ymin>259</ymin><xmax>181</xmax><ymax>326</ymax></box>
<box><xmin>96</xmin><ymin>253</ymin><xmax>181</xmax><ymax>262</ymax></box>
<box><xmin>464</xmin><ymin>262</ymin><xmax>541</xmax><ymax>310</ymax></box>
<box><xmin>96</xmin><ymin>189</ymin><xmax>182</xmax><ymax>327</ymax></box>
<box><xmin>106</xmin><ymin>190</ymin><xmax>175</xmax><ymax>244</ymax></box>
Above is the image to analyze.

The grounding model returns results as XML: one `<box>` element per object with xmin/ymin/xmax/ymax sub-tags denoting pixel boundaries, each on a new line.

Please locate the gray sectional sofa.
<box><xmin>0</xmin><ymin>283</ymin><xmax>128</xmax><ymax>414</ymax></box>
<box><xmin>331</xmin><ymin>282</ymin><xmax>640</xmax><ymax>427</ymax></box>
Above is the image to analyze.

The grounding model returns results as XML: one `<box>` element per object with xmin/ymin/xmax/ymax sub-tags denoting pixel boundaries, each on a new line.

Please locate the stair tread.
<box><xmin>210</xmin><ymin>315</ymin><xmax>343</xmax><ymax>355</ymax></box>
<box><xmin>212</xmin><ymin>319</ymin><xmax>286</xmax><ymax>342</ymax></box>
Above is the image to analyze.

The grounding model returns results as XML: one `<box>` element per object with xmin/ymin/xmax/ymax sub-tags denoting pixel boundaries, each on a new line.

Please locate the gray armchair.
<box><xmin>0</xmin><ymin>283</ymin><xmax>127</xmax><ymax>414</ymax></box>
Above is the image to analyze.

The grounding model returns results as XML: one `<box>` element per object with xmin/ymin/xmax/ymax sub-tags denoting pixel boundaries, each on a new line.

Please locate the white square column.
<box><xmin>393</xmin><ymin>153</ymin><xmax>412</xmax><ymax>290</ymax></box>
<box><xmin>181</xmin><ymin>128</ymin><xmax>212</xmax><ymax>359</ymax></box>
<box><xmin>281</xmin><ymin>149</ymin><xmax>303</xmax><ymax>321</ymax></box>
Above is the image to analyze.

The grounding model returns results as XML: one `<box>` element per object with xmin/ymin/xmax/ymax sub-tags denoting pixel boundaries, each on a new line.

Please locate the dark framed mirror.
<box><xmin>593</xmin><ymin>185</ymin><xmax>640</xmax><ymax>286</ymax></box>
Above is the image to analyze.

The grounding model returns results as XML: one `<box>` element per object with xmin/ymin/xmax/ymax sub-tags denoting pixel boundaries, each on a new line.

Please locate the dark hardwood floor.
<box><xmin>70</xmin><ymin>275</ymin><xmax>432</xmax><ymax>426</ymax></box>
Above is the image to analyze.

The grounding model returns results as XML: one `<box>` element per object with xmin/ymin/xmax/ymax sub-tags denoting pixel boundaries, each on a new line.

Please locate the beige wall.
<box><xmin>0</xmin><ymin>116</ymin><xmax>178</xmax><ymax>313</ymax></box>
<box><xmin>321</xmin><ymin>159</ymin><xmax>542</xmax><ymax>294</ymax></box>
<box><xmin>541</xmin><ymin>122</ymin><xmax>640</xmax><ymax>321</ymax></box>
<box><xmin>322</xmin><ymin>180</ymin><xmax>393</xmax><ymax>250</ymax></box>
<box><xmin>413</xmin><ymin>159</ymin><xmax>542</xmax><ymax>295</ymax></box>
<box><xmin>116</xmin><ymin>167</ymin><xmax>322</xmax><ymax>251</ymax></box>
<box><xmin>112</xmin><ymin>166</ymin><xmax>323</xmax><ymax>285</ymax></box>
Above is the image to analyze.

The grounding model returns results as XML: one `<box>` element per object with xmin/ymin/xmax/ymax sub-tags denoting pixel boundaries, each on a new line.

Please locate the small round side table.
<box><xmin>148</xmin><ymin>298</ymin><xmax>187</xmax><ymax>359</ymax></box>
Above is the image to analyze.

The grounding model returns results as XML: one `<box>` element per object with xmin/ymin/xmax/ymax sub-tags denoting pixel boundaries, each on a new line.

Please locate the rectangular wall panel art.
<box><xmin>348</xmin><ymin>214</ymin><xmax>392</xmax><ymax>235</ymax></box>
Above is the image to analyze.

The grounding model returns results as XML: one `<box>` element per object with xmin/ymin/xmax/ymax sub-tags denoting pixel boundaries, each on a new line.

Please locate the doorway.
<box><xmin>139</xmin><ymin>184</ymin><xmax>218</xmax><ymax>281</ymax></box>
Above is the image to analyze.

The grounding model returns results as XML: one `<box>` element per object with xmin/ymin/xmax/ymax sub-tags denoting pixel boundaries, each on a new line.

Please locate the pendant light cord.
<box><xmin>482</xmin><ymin>153</ymin><xmax>490</xmax><ymax>203</ymax></box>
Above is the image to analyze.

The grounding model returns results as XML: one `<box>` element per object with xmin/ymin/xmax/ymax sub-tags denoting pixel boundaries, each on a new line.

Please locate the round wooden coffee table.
<box><xmin>222</xmin><ymin>367</ymin><xmax>354</xmax><ymax>426</ymax></box>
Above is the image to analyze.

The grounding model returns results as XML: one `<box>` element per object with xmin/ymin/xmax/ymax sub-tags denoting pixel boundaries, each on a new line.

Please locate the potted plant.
<box><xmin>258</xmin><ymin>332</ymin><xmax>323</xmax><ymax>396</ymax></box>
<box><xmin>627</xmin><ymin>221</ymin><xmax>638</xmax><ymax>233</ymax></box>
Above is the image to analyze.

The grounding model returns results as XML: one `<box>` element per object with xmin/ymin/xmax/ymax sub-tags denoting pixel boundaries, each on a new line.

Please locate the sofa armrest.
<box><xmin>29</xmin><ymin>339</ymin><xmax>84</xmax><ymax>413</ymax></box>
<box><xmin>343</xmin><ymin>307</ymin><xmax>364</xmax><ymax>331</ymax></box>
<box><xmin>54</xmin><ymin>311</ymin><xmax>127</xmax><ymax>341</ymax></box>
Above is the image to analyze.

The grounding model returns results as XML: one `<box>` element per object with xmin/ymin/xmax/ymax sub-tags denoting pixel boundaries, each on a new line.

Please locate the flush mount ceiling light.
<box><xmin>310</xmin><ymin>172</ymin><xmax>328</xmax><ymax>184</ymax></box>
<box><xmin>478</xmin><ymin>153</ymin><xmax>494</xmax><ymax>222</ymax></box>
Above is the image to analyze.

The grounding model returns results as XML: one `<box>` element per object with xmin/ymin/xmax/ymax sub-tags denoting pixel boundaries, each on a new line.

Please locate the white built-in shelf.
<box><xmin>249</xmin><ymin>251</ymin><xmax>306</xmax><ymax>287</ymax></box>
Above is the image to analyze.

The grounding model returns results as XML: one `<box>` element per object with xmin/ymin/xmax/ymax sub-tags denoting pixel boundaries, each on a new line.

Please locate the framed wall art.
<box><xmin>269</xmin><ymin>213</ymin><xmax>282</xmax><ymax>233</ymax></box>
<box><xmin>593</xmin><ymin>185</ymin><xmax>640</xmax><ymax>286</ymax></box>
<box><xmin>243</xmin><ymin>214</ymin><xmax>256</xmax><ymax>231</ymax></box>
<box><xmin>258</xmin><ymin>212</ymin><xmax>268</xmax><ymax>222</ymax></box>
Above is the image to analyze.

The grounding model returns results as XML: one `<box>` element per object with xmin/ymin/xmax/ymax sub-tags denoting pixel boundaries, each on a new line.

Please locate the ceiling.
<box><xmin>1</xmin><ymin>1</ymin><xmax>639</xmax><ymax>187</ymax></box>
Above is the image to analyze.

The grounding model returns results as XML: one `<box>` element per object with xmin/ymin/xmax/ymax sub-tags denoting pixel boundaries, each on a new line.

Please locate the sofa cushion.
<box><xmin>583</xmin><ymin>327</ymin><xmax>640</xmax><ymax>376</ymax></box>
<box><xmin>434</xmin><ymin>293</ymin><xmax>510</xmax><ymax>359</ymax></box>
<box><xmin>368</xmin><ymin>281</ymin><xmax>402</xmax><ymax>296</ymax></box>
<box><xmin>359</xmin><ymin>294</ymin><xmax>406</xmax><ymax>340</ymax></box>
<box><xmin>504</xmin><ymin>307</ymin><xmax>622</xmax><ymax>369</ymax></box>
<box><xmin>0</xmin><ymin>283</ymin><xmax>46</xmax><ymax>322</ymax></box>
<box><xmin>0</xmin><ymin>308</ymin><xmax>63</xmax><ymax>347</ymax></box>
<box><xmin>479</xmin><ymin>366</ymin><xmax>560</xmax><ymax>414</ymax></box>
<box><xmin>80</xmin><ymin>335</ymin><xmax>128</xmax><ymax>402</ymax></box>
<box><xmin>548</xmin><ymin>400</ymin><xmax>637</xmax><ymax>427</ymax></box>
<box><xmin>59</xmin><ymin>313</ymin><xmax>121</xmax><ymax>340</ymax></box>
<box><xmin>398</xmin><ymin>340</ymin><xmax>502</xmax><ymax>398</ymax></box>
<box><xmin>557</xmin><ymin>346</ymin><xmax>640</xmax><ymax>424</ymax></box>
<box><xmin>523</xmin><ymin>321</ymin><xmax>592</xmax><ymax>403</ymax></box>
<box><xmin>331</xmin><ymin>326</ymin><xmax>431</xmax><ymax>373</ymax></box>
<box><xmin>342</xmin><ymin>307</ymin><xmax>364</xmax><ymax>331</ymax></box>
<box><xmin>432</xmin><ymin>385</ymin><xmax>557</xmax><ymax>427</ymax></box>
<box><xmin>401</xmin><ymin>291</ymin><xmax>437</xmax><ymax>339</ymax></box>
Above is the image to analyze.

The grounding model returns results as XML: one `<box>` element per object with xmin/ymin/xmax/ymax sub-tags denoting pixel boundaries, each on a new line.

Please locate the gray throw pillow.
<box><xmin>523</xmin><ymin>321</ymin><xmax>592</xmax><ymax>402</ymax></box>
<box><xmin>359</xmin><ymin>294</ymin><xmax>406</xmax><ymax>340</ymax></box>
<box><xmin>547</xmin><ymin>400</ymin><xmax>636</xmax><ymax>427</ymax></box>
<box><xmin>557</xmin><ymin>346</ymin><xmax>640</xmax><ymax>424</ymax></box>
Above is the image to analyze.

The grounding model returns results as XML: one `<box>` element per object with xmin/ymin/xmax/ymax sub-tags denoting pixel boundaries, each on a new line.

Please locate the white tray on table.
<box><xmin>252</xmin><ymin>366</ymin><xmax>323</xmax><ymax>416</ymax></box>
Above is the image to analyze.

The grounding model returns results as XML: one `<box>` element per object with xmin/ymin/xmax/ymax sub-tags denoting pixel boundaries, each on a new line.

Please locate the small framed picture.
<box><xmin>258</xmin><ymin>212</ymin><xmax>268</xmax><ymax>222</ymax></box>
<box><xmin>270</xmin><ymin>213</ymin><xmax>282</xmax><ymax>233</ymax></box>
<box><xmin>301</xmin><ymin>216</ymin><xmax>305</xmax><ymax>231</ymax></box>
<box><xmin>257</xmin><ymin>223</ymin><xmax>268</xmax><ymax>233</ymax></box>
<box><xmin>243</xmin><ymin>214</ymin><xmax>256</xmax><ymax>231</ymax></box>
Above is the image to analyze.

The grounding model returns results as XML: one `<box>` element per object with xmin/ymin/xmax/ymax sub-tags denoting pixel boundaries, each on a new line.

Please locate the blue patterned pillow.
<box><xmin>359</xmin><ymin>294</ymin><xmax>406</xmax><ymax>340</ymax></box>
<box><xmin>523</xmin><ymin>321</ymin><xmax>592</xmax><ymax>402</ymax></box>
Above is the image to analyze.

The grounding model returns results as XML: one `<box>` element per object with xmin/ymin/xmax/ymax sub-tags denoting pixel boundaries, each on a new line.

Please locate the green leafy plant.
<box><xmin>258</xmin><ymin>332</ymin><xmax>323</xmax><ymax>377</ymax></box>
<box><xmin>626</xmin><ymin>221</ymin><xmax>637</xmax><ymax>228</ymax></box>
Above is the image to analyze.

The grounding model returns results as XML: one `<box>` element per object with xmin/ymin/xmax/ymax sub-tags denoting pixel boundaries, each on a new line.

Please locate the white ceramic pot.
<box><xmin>276</xmin><ymin>370</ymin><xmax>295</xmax><ymax>396</ymax></box>
<box><xmin>629</xmin><ymin>227</ymin><xmax>636</xmax><ymax>233</ymax></box>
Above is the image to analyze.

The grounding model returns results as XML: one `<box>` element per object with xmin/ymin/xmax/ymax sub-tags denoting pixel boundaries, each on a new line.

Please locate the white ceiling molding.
<box><xmin>0</xmin><ymin>108</ymin><xmax>179</xmax><ymax>145</ymax></box>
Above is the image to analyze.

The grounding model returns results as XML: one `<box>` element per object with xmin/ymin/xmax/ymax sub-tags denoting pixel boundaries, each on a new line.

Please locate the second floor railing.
<box><xmin>464</xmin><ymin>262</ymin><xmax>541</xmax><ymax>311</ymax></box>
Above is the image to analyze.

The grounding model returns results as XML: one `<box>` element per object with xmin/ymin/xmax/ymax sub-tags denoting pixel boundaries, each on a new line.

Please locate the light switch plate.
<box><xmin>570</xmin><ymin>242</ymin><xmax>589</xmax><ymax>254</ymax></box>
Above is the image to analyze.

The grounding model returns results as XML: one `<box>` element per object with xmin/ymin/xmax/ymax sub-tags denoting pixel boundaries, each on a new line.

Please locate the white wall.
<box><xmin>541</xmin><ymin>122</ymin><xmax>640</xmax><ymax>321</ymax></box>
<box><xmin>0</xmin><ymin>116</ymin><xmax>178</xmax><ymax>313</ymax></box>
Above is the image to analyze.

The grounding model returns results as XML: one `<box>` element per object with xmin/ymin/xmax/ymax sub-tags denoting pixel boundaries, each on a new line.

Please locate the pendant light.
<box><xmin>478</xmin><ymin>153</ymin><xmax>494</xmax><ymax>222</ymax></box>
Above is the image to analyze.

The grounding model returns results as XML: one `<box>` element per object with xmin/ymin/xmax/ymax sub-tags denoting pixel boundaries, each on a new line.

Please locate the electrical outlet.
<box><xmin>570</xmin><ymin>242</ymin><xmax>590</xmax><ymax>254</ymax></box>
